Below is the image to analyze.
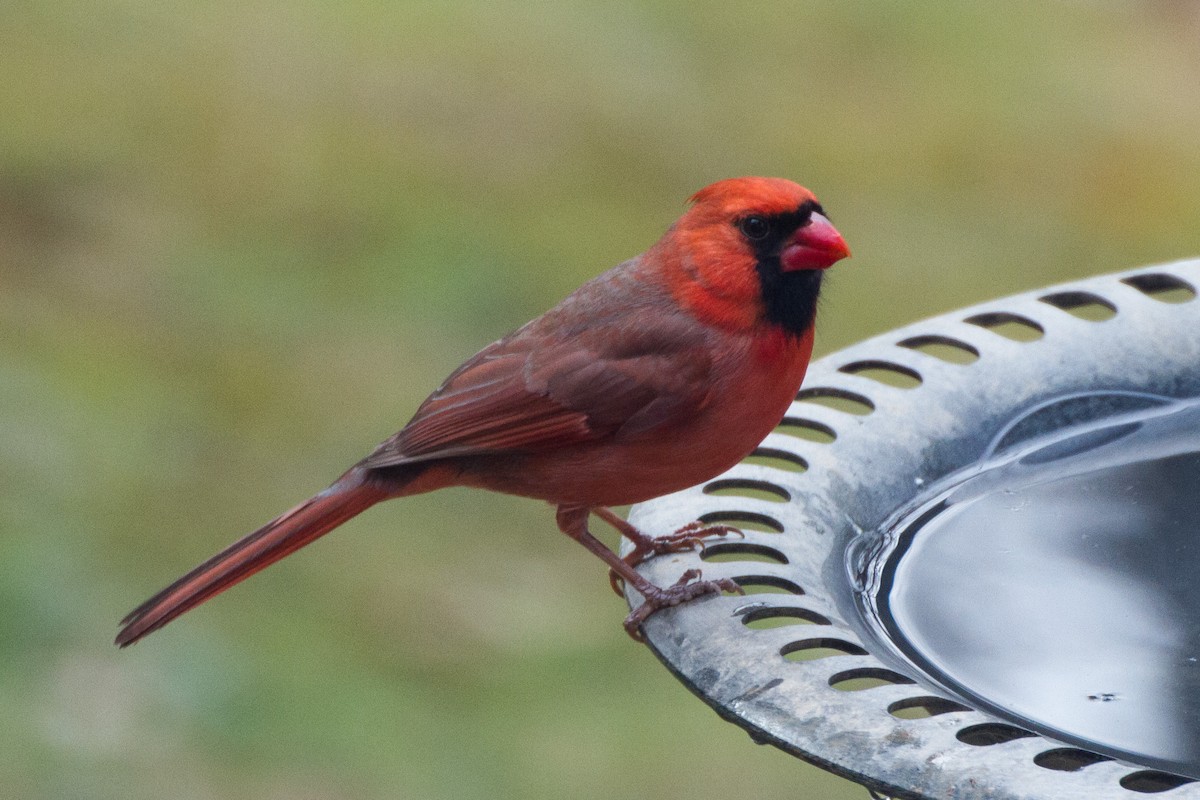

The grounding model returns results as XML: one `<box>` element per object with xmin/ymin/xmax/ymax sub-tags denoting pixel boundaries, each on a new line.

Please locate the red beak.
<box><xmin>780</xmin><ymin>212</ymin><xmax>850</xmax><ymax>272</ymax></box>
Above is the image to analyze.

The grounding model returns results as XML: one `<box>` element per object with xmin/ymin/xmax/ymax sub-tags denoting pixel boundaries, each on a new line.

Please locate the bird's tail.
<box><xmin>116</xmin><ymin>470</ymin><xmax>389</xmax><ymax>647</ymax></box>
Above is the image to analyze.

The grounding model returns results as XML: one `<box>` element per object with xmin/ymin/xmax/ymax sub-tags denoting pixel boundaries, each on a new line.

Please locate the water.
<box><xmin>853</xmin><ymin>397</ymin><xmax>1200</xmax><ymax>778</ymax></box>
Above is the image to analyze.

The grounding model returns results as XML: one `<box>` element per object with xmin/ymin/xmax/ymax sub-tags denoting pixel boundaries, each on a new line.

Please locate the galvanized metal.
<box><xmin>625</xmin><ymin>259</ymin><xmax>1200</xmax><ymax>800</ymax></box>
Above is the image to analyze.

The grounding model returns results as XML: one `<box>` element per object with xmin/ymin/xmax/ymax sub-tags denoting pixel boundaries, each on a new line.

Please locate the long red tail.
<box><xmin>116</xmin><ymin>475</ymin><xmax>388</xmax><ymax>647</ymax></box>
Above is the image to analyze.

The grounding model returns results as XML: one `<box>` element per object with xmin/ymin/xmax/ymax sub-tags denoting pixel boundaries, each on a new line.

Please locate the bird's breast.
<box><xmin>703</xmin><ymin>326</ymin><xmax>814</xmax><ymax>449</ymax></box>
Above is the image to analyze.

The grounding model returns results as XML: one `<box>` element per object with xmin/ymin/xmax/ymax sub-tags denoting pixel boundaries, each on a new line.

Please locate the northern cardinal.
<box><xmin>116</xmin><ymin>176</ymin><xmax>849</xmax><ymax>646</ymax></box>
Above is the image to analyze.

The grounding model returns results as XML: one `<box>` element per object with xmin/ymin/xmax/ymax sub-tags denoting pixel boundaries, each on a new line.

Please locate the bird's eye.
<box><xmin>738</xmin><ymin>215</ymin><xmax>770</xmax><ymax>241</ymax></box>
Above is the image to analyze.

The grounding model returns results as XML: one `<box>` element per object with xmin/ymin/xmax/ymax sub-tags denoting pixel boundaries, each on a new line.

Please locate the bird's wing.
<box><xmin>360</xmin><ymin>284</ymin><xmax>714</xmax><ymax>468</ymax></box>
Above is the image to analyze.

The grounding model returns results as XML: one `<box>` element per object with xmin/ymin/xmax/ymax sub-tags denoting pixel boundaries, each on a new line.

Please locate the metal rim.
<box><xmin>626</xmin><ymin>259</ymin><xmax>1200</xmax><ymax>800</ymax></box>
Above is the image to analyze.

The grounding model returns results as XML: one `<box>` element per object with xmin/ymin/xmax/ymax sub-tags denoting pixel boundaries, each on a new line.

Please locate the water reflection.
<box><xmin>854</xmin><ymin>398</ymin><xmax>1200</xmax><ymax>778</ymax></box>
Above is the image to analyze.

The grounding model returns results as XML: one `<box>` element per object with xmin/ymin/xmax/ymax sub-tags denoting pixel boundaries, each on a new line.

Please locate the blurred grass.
<box><xmin>3</xmin><ymin>1</ymin><xmax>1200</xmax><ymax>798</ymax></box>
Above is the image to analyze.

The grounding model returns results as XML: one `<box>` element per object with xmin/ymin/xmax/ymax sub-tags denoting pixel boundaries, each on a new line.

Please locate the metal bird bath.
<box><xmin>625</xmin><ymin>260</ymin><xmax>1200</xmax><ymax>800</ymax></box>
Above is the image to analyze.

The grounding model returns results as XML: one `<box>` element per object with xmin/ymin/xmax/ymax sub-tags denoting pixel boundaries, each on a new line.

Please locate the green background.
<box><xmin>4</xmin><ymin>2</ymin><xmax>1199</xmax><ymax>798</ymax></box>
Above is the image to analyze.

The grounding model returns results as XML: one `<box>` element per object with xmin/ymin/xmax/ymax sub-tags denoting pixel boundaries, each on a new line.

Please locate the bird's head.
<box><xmin>656</xmin><ymin>177</ymin><xmax>850</xmax><ymax>337</ymax></box>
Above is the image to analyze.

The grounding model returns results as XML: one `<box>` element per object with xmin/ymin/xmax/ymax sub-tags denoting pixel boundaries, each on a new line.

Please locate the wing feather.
<box><xmin>360</xmin><ymin>269</ymin><xmax>713</xmax><ymax>469</ymax></box>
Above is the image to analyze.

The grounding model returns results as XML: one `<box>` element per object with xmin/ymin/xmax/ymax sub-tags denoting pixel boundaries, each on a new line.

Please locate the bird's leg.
<box><xmin>591</xmin><ymin>507</ymin><xmax>743</xmax><ymax>596</ymax></box>
<box><xmin>556</xmin><ymin>506</ymin><xmax>743</xmax><ymax>642</ymax></box>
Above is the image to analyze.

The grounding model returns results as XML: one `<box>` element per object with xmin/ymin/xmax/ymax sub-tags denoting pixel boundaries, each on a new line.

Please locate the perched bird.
<box><xmin>116</xmin><ymin>177</ymin><xmax>849</xmax><ymax>646</ymax></box>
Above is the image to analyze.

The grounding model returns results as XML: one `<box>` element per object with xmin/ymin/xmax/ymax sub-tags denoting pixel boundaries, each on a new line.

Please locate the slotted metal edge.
<box><xmin>625</xmin><ymin>259</ymin><xmax>1200</xmax><ymax>800</ymax></box>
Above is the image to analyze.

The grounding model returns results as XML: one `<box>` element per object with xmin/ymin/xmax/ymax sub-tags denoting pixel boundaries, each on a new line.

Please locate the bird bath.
<box><xmin>625</xmin><ymin>260</ymin><xmax>1200</xmax><ymax>799</ymax></box>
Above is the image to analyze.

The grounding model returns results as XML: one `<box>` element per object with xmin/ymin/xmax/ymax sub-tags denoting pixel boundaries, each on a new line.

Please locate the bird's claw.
<box><xmin>670</xmin><ymin>521</ymin><xmax>746</xmax><ymax>542</ymax></box>
<box><xmin>622</xmin><ymin>569</ymin><xmax>745</xmax><ymax>641</ymax></box>
<box><xmin>609</xmin><ymin>568</ymin><xmax>626</xmax><ymax>598</ymax></box>
<box><xmin>608</xmin><ymin>521</ymin><xmax>745</xmax><ymax>596</ymax></box>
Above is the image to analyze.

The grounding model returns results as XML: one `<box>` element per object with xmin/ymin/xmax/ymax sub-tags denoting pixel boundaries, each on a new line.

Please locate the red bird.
<box><xmin>116</xmin><ymin>177</ymin><xmax>849</xmax><ymax>646</ymax></box>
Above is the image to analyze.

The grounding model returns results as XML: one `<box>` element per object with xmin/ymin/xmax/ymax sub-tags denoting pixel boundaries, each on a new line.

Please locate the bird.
<box><xmin>115</xmin><ymin>176</ymin><xmax>850</xmax><ymax>646</ymax></box>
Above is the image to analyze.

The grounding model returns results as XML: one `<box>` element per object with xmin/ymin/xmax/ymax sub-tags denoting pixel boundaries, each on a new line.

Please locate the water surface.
<box><xmin>854</xmin><ymin>399</ymin><xmax>1200</xmax><ymax>778</ymax></box>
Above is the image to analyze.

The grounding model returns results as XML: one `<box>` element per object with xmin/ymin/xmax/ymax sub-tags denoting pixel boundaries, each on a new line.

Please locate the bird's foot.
<box><xmin>622</xmin><ymin>569</ymin><xmax>744</xmax><ymax>641</ymax></box>
<box><xmin>654</xmin><ymin>520</ymin><xmax>744</xmax><ymax>559</ymax></box>
<box><xmin>607</xmin><ymin>521</ymin><xmax>743</xmax><ymax>596</ymax></box>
